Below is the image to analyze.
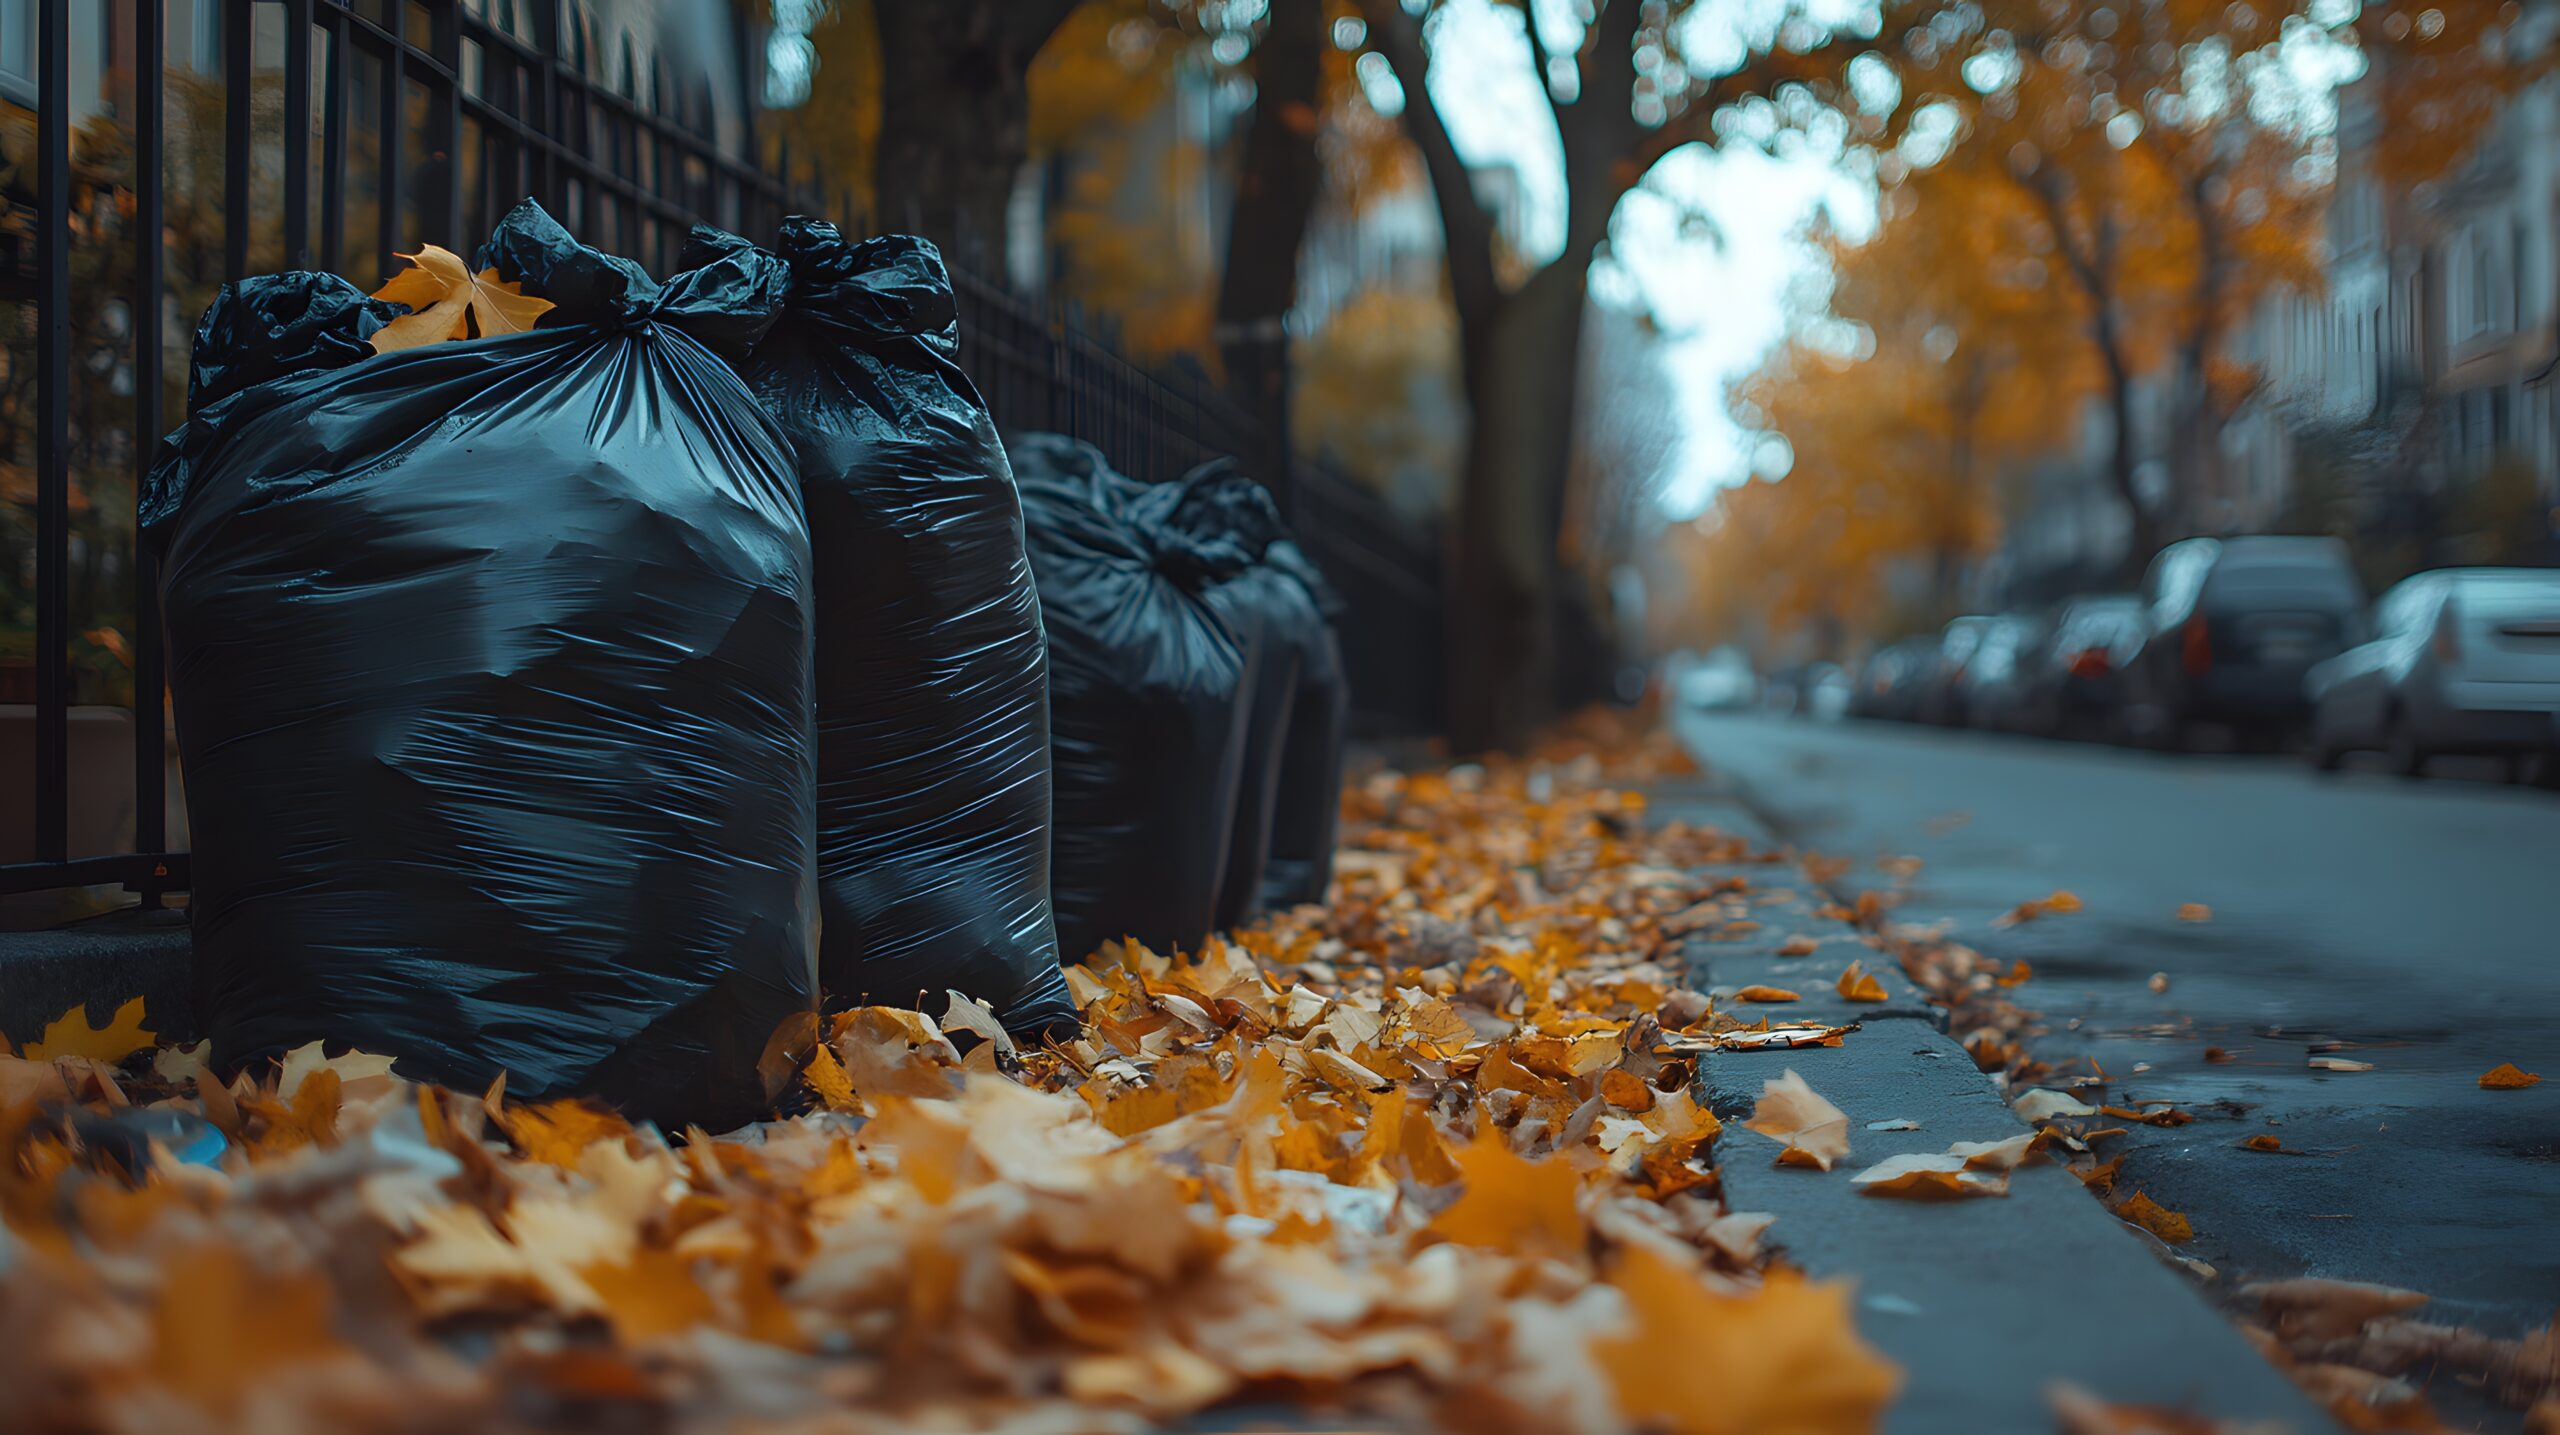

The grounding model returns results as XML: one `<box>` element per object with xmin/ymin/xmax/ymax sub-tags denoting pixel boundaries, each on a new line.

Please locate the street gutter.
<box><xmin>1647</xmin><ymin>762</ymin><xmax>2333</xmax><ymax>1434</ymax></box>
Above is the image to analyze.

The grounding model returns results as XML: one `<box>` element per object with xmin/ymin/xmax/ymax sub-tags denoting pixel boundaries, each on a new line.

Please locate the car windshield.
<box><xmin>2208</xmin><ymin>557</ymin><xmax>2362</xmax><ymax>611</ymax></box>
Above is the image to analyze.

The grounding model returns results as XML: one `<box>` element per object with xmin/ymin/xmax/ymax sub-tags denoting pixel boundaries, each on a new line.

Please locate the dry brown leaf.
<box><xmin>2013</xmin><ymin>1089</ymin><xmax>2100</xmax><ymax>1123</ymax></box>
<box><xmin>369</xmin><ymin>244</ymin><xmax>555</xmax><ymax>351</ymax></box>
<box><xmin>1743</xmin><ymin>1068</ymin><xmax>1850</xmax><ymax>1172</ymax></box>
<box><xmin>2177</xmin><ymin>902</ymin><xmax>2213</xmax><ymax>923</ymax></box>
<box><xmin>2243</xmin><ymin>1277</ymin><xmax>2430</xmax><ymax>1341</ymax></box>
<box><xmin>1728</xmin><ymin>985</ymin><xmax>1801</xmax><ymax>1003</ymax></box>
<box><xmin>2480</xmin><ymin>1062</ymin><xmax>2542</xmax><ymax>1090</ymax></box>
<box><xmin>2113</xmin><ymin>1190</ymin><xmax>2194</xmax><ymax>1244</ymax></box>
<box><xmin>2242</xmin><ymin>1134</ymin><xmax>2283</xmax><ymax>1152</ymax></box>
<box><xmin>1834</xmin><ymin>961</ymin><xmax>1888</xmax><ymax>1003</ymax></box>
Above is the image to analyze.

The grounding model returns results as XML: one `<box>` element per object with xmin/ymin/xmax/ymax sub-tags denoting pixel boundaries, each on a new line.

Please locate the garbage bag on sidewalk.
<box><xmin>1007</xmin><ymin>432</ymin><xmax>1255</xmax><ymax>961</ymax></box>
<box><xmin>1125</xmin><ymin>463</ymin><xmax>1302</xmax><ymax>927</ymax></box>
<box><xmin>684</xmin><ymin>219</ymin><xmax>1073</xmax><ymax>1042</ymax></box>
<box><xmin>143</xmin><ymin>199</ymin><xmax>819</xmax><ymax>1132</ymax></box>
<box><xmin>1256</xmin><ymin>535</ymin><xmax>1350</xmax><ymax>908</ymax></box>
<box><xmin>1151</xmin><ymin>460</ymin><xmax>1350</xmax><ymax>912</ymax></box>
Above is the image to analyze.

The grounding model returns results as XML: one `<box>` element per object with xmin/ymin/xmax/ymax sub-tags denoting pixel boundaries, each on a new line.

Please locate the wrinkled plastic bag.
<box><xmin>143</xmin><ymin>199</ymin><xmax>818</xmax><ymax>1131</ymax></box>
<box><xmin>1156</xmin><ymin>460</ymin><xmax>1351</xmax><ymax>912</ymax></box>
<box><xmin>686</xmin><ymin>219</ymin><xmax>1073</xmax><ymax>1041</ymax></box>
<box><xmin>1127</xmin><ymin>462</ymin><xmax>1316</xmax><ymax>927</ymax></box>
<box><xmin>1008</xmin><ymin>433</ymin><xmax>1254</xmax><ymax>961</ymax></box>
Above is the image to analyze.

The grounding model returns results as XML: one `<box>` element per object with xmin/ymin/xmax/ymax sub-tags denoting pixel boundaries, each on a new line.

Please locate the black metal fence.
<box><xmin>2</xmin><ymin>0</ymin><xmax>1440</xmax><ymax>914</ymax></box>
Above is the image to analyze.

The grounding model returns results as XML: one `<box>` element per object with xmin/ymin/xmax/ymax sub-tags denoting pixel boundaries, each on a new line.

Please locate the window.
<box><xmin>0</xmin><ymin>0</ymin><xmax>31</xmax><ymax>103</ymax></box>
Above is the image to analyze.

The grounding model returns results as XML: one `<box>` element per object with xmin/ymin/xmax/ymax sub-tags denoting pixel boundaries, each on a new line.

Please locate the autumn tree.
<box><xmin>1355</xmin><ymin>0</ymin><xmax>1908</xmax><ymax>752</ymax></box>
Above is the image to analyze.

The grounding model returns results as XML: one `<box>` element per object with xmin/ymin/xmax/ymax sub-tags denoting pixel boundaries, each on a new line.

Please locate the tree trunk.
<box><xmin>870</xmin><ymin>2</ymin><xmax>1075</xmax><ymax>276</ymax></box>
<box><xmin>1446</xmin><ymin>262</ymin><xmax>1589</xmax><ymax>754</ymax></box>
<box><xmin>1215</xmin><ymin>0</ymin><xmax>1324</xmax><ymax>388</ymax></box>
<box><xmin>2099</xmin><ymin>335</ymin><xmax>2157</xmax><ymax>583</ymax></box>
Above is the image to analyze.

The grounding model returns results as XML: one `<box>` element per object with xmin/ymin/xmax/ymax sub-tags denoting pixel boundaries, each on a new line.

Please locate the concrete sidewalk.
<box><xmin>1648</xmin><ymin>767</ymin><xmax>2332</xmax><ymax>1435</ymax></box>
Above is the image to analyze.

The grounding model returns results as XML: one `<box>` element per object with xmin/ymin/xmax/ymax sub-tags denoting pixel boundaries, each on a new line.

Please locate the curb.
<box><xmin>1647</xmin><ymin>775</ymin><xmax>2333</xmax><ymax>1435</ymax></box>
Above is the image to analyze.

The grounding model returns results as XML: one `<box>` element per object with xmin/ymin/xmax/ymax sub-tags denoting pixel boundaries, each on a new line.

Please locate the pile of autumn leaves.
<box><xmin>0</xmin><ymin>727</ymin><xmax>1904</xmax><ymax>1435</ymax></box>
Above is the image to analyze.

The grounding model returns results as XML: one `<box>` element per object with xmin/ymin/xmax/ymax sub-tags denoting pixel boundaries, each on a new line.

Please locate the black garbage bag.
<box><xmin>1154</xmin><ymin>460</ymin><xmax>1351</xmax><ymax>912</ymax></box>
<box><xmin>142</xmin><ymin>199</ymin><xmax>819</xmax><ymax>1131</ymax></box>
<box><xmin>1257</xmin><ymin>535</ymin><xmax>1350</xmax><ymax>908</ymax></box>
<box><xmin>683</xmin><ymin>219</ymin><xmax>1073</xmax><ymax>1042</ymax></box>
<box><xmin>1125</xmin><ymin>464</ymin><xmax>1308</xmax><ymax>929</ymax></box>
<box><xmin>1007</xmin><ymin>433</ymin><xmax>1255</xmax><ymax>961</ymax></box>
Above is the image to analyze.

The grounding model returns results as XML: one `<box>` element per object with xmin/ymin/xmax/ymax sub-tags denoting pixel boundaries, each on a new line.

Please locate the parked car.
<box><xmin>1952</xmin><ymin>615</ymin><xmax>2047</xmax><ymax>731</ymax></box>
<box><xmin>2121</xmin><ymin>537</ymin><xmax>2368</xmax><ymax>747</ymax></box>
<box><xmin>1674</xmin><ymin>646</ymin><xmax>1759</xmax><ymax>711</ymax></box>
<box><xmin>1919</xmin><ymin>616</ymin><xmax>2000</xmax><ymax>725</ymax></box>
<box><xmin>1850</xmin><ymin>639</ymin><xmax>1935</xmax><ymax>721</ymax></box>
<box><xmin>1799</xmin><ymin>661</ymin><xmax>1852</xmax><ymax>722</ymax></box>
<box><xmin>2019</xmin><ymin>594</ymin><xmax>2145</xmax><ymax>738</ymax></box>
<box><xmin>2306</xmin><ymin>567</ymin><xmax>2560</xmax><ymax>775</ymax></box>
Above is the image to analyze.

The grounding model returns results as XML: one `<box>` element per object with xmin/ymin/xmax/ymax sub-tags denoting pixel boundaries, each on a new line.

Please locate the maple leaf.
<box><xmin>149</xmin><ymin>1245</ymin><xmax>354</xmax><ymax>1410</ymax></box>
<box><xmin>1427</xmin><ymin>1130</ymin><xmax>1584</xmax><ymax>1261</ymax></box>
<box><xmin>23</xmin><ymin>996</ymin><xmax>153</xmax><ymax>1063</ymax></box>
<box><xmin>1592</xmin><ymin>1245</ymin><xmax>1900</xmax><ymax>1435</ymax></box>
<box><xmin>492</xmin><ymin>1098</ymin><xmax>632</xmax><ymax>1168</ymax></box>
<box><xmin>581</xmin><ymin>1247</ymin><xmax>718</xmax><ymax>1341</ymax></box>
<box><xmin>368</xmin><ymin>244</ymin><xmax>555</xmax><ymax>352</ymax></box>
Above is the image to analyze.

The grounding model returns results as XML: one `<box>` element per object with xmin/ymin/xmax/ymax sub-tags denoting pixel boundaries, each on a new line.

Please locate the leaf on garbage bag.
<box><xmin>1834</xmin><ymin>962</ymin><xmax>1888</xmax><ymax>1003</ymax></box>
<box><xmin>1744</xmin><ymin>1069</ymin><xmax>1850</xmax><ymax>1171</ymax></box>
<box><xmin>2480</xmin><ymin>1062</ymin><xmax>2542</xmax><ymax>1090</ymax></box>
<box><xmin>24</xmin><ymin>997</ymin><xmax>154</xmax><ymax>1064</ymax></box>
<box><xmin>369</xmin><ymin>244</ymin><xmax>555</xmax><ymax>351</ymax></box>
<box><xmin>2112</xmin><ymin>1190</ymin><xmax>2194</xmax><ymax>1244</ymax></box>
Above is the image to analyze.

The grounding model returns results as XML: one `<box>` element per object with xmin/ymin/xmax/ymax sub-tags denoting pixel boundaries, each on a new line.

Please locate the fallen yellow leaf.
<box><xmin>1427</xmin><ymin>1130</ymin><xmax>1583</xmax><ymax>1261</ymax></box>
<box><xmin>1834</xmin><ymin>961</ymin><xmax>1888</xmax><ymax>1003</ymax></box>
<box><xmin>2480</xmin><ymin>1062</ymin><xmax>2542</xmax><ymax>1090</ymax></box>
<box><xmin>2176</xmin><ymin>902</ymin><xmax>2212</xmax><ymax>923</ymax></box>
<box><xmin>368</xmin><ymin>244</ymin><xmax>555</xmax><ymax>351</ymax></box>
<box><xmin>1729</xmin><ymin>985</ymin><xmax>1801</xmax><ymax>1003</ymax></box>
<box><xmin>23</xmin><ymin>996</ymin><xmax>153</xmax><ymax>1064</ymax></box>
<box><xmin>2241</xmin><ymin>1134</ymin><xmax>2283</xmax><ymax>1152</ymax></box>
<box><xmin>1591</xmin><ymin>1245</ymin><xmax>1900</xmax><ymax>1435</ymax></box>
<box><xmin>2112</xmin><ymin>1190</ymin><xmax>2193</xmax><ymax>1244</ymax></box>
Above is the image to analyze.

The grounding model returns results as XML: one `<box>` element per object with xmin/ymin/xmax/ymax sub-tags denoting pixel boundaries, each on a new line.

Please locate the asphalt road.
<box><xmin>1677</xmin><ymin>708</ymin><xmax>2560</xmax><ymax>1352</ymax></box>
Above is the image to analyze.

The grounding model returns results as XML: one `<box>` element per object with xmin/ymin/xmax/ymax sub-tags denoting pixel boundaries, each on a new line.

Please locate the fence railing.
<box><xmin>2</xmin><ymin>0</ymin><xmax>1440</xmax><ymax>912</ymax></box>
